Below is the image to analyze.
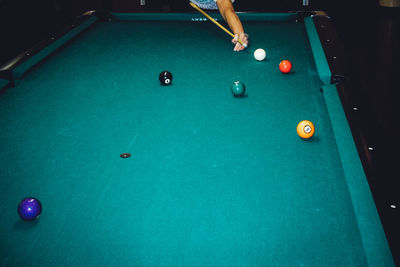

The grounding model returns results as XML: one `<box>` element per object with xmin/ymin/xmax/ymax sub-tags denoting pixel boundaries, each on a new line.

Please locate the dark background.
<box><xmin>1</xmin><ymin>0</ymin><xmax>399</xmax><ymax>264</ymax></box>
<box><xmin>0</xmin><ymin>0</ymin><xmax>381</xmax><ymax>65</ymax></box>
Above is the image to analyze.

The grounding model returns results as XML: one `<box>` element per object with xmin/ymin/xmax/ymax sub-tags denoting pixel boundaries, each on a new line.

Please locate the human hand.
<box><xmin>232</xmin><ymin>33</ymin><xmax>249</xmax><ymax>51</ymax></box>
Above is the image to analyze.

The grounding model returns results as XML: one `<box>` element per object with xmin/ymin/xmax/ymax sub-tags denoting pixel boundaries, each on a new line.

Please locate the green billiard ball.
<box><xmin>231</xmin><ymin>81</ymin><xmax>246</xmax><ymax>97</ymax></box>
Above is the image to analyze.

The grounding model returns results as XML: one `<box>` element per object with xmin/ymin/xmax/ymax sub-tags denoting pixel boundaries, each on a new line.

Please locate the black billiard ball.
<box><xmin>159</xmin><ymin>71</ymin><xmax>173</xmax><ymax>86</ymax></box>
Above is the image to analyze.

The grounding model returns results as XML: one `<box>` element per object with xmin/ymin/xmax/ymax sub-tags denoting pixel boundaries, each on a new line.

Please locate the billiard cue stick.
<box><xmin>189</xmin><ymin>2</ymin><xmax>247</xmax><ymax>48</ymax></box>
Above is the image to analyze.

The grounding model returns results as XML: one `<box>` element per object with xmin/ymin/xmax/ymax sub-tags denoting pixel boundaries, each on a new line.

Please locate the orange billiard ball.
<box><xmin>297</xmin><ymin>120</ymin><xmax>315</xmax><ymax>139</ymax></box>
<box><xmin>279</xmin><ymin>60</ymin><xmax>292</xmax><ymax>73</ymax></box>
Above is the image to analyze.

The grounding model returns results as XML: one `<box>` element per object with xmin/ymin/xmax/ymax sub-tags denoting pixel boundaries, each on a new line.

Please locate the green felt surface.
<box><xmin>112</xmin><ymin>12</ymin><xmax>298</xmax><ymax>22</ymax></box>
<box><xmin>322</xmin><ymin>84</ymin><xmax>394</xmax><ymax>267</ymax></box>
<box><xmin>0</xmin><ymin>16</ymin><xmax>394</xmax><ymax>266</ymax></box>
<box><xmin>304</xmin><ymin>17</ymin><xmax>332</xmax><ymax>85</ymax></box>
<box><xmin>0</xmin><ymin>79</ymin><xmax>9</xmax><ymax>88</ymax></box>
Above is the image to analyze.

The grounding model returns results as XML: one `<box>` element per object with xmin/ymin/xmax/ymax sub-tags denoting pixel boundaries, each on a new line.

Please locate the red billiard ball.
<box><xmin>279</xmin><ymin>60</ymin><xmax>292</xmax><ymax>73</ymax></box>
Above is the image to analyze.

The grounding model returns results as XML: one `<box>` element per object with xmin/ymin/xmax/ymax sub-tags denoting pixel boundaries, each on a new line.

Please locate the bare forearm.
<box><xmin>217</xmin><ymin>0</ymin><xmax>244</xmax><ymax>34</ymax></box>
<box><xmin>217</xmin><ymin>0</ymin><xmax>248</xmax><ymax>51</ymax></box>
<box><xmin>222</xmin><ymin>8</ymin><xmax>244</xmax><ymax>34</ymax></box>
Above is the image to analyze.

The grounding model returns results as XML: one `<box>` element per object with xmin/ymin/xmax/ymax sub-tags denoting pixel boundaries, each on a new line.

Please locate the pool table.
<box><xmin>0</xmin><ymin>11</ymin><xmax>395</xmax><ymax>266</ymax></box>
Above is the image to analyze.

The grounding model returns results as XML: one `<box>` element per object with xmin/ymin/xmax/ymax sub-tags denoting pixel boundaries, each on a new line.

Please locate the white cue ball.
<box><xmin>254</xmin><ymin>48</ymin><xmax>266</xmax><ymax>61</ymax></box>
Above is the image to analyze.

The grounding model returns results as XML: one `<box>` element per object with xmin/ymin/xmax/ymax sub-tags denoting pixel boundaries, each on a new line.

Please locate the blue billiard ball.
<box><xmin>18</xmin><ymin>197</ymin><xmax>42</xmax><ymax>221</ymax></box>
<box><xmin>231</xmin><ymin>81</ymin><xmax>246</xmax><ymax>97</ymax></box>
